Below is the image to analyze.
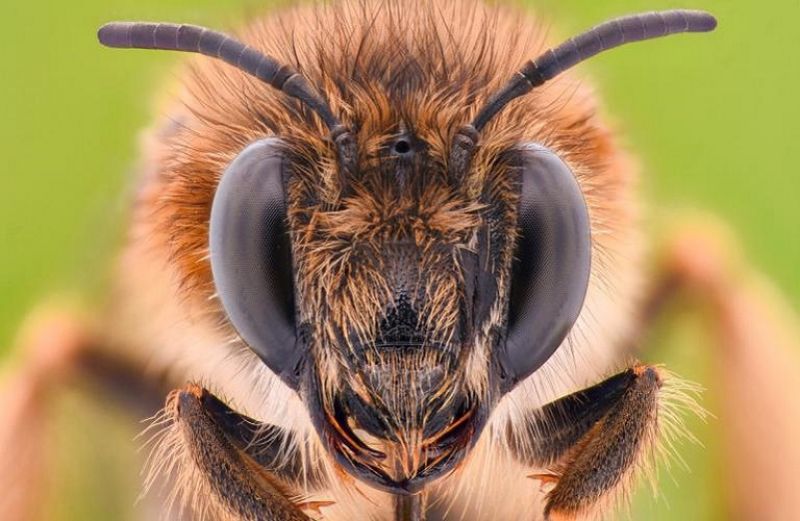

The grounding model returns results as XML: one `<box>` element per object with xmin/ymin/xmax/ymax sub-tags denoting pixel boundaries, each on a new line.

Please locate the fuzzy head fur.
<box><xmin>126</xmin><ymin>0</ymin><xmax>641</xmax><ymax>514</ymax></box>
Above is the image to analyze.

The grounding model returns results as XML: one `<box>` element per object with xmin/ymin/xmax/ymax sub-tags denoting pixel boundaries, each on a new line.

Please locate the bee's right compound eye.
<box><xmin>209</xmin><ymin>138</ymin><xmax>302</xmax><ymax>389</ymax></box>
<box><xmin>499</xmin><ymin>143</ymin><xmax>592</xmax><ymax>392</ymax></box>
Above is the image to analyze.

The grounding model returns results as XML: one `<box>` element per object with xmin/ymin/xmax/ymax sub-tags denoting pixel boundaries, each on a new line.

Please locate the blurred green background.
<box><xmin>1</xmin><ymin>0</ymin><xmax>798</xmax><ymax>519</ymax></box>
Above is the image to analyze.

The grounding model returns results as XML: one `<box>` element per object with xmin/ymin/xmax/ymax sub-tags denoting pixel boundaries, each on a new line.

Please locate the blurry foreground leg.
<box><xmin>0</xmin><ymin>303</ymin><xmax>166</xmax><ymax>521</ymax></box>
<box><xmin>666</xmin><ymin>220</ymin><xmax>800</xmax><ymax>521</ymax></box>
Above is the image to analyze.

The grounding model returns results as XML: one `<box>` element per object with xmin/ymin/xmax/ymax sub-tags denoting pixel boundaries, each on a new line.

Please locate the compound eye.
<box><xmin>209</xmin><ymin>138</ymin><xmax>301</xmax><ymax>388</ymax></box>
<box><xmin>500</xmin><ymin>143</ymin><xmax>591</xmax><ymax>391</ymax></box>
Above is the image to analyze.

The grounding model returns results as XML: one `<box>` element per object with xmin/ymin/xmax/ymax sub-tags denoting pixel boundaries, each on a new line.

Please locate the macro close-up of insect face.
<box><xmin>97</xmin><ymin>5</ymin><xmax>716</xmax><ymax>518</ymax></box>
<box><xmin>3</xmin><ymin>1</ymin><xmax>800</xmax><ymax>521</ymax></box>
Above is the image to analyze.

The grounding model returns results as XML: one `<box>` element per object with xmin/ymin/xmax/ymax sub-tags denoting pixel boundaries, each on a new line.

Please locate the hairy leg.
<box><xmin>507</xmin><ymin>218</ymin><xmax>800</xmax><ymax>521</ymax></box>
<box><xmin>150</xmin><ymin>384</ymin><xmax>330</xmax><ymax>521</ymax></box>
<box><xmin>0</xmin><ymin>304</ymin><xmax>330</xmax><ymax>521</ymax></box>
<box><xmin>507</xmin><ymin>364</ymin><xmax>667</xmax><ymax>521</ymax></box>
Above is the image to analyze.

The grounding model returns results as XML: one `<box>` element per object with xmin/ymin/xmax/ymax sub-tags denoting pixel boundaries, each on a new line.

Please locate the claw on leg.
<box><xmin>528</xmin><ymin>473</ymin><xmax>559</xmax><ymax>486</ymax></box>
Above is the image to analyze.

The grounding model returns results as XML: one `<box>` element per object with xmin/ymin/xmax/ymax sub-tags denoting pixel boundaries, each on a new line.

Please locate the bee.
<box><xmin>4</xmin><ymin>1</ymin><xmax>799</xmax><ymax>520</ymax></box>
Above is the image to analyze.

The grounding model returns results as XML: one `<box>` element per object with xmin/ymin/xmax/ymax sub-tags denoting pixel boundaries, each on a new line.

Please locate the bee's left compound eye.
<box><xmin>209</xmin><ymin>138</ymin><xmax>301</xmax><ymax>388</ymax></box>
<box><xmin>500</xmin><ymin>144</ymin><xmax>592</xmax><ymax>391</ymax></box>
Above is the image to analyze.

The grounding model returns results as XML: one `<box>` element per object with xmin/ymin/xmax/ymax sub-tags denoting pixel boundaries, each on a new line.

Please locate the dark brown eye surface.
<box><xmin>209</xmin><ymin>139</ymin><xmax>301</xmax><ymax>388</ymax></box>
<box><xmin>500</xmin><ymin>144</ymin><xmax>591</xmax><ymax>391</ymax></box>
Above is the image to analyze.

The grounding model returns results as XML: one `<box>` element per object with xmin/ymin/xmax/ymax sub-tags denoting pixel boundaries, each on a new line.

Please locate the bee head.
<box><xmin>98</xmin><ymin>5</ymin><xmax>715</xmax><ymax>494</ymax></box>
<box><xmin>207</xmin><ymin>105</ymin><xmax>590</xmax><ymax>492</ymax></box>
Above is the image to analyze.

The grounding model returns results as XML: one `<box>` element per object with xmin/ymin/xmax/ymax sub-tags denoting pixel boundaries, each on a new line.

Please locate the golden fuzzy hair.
<box><xmin>142</xmin><ymin>0</ymin><xmax>633</xmax><ymax>318</ymax></box>
<box><xmin>137</xmin><ymin>0</ymin><xmax>636</xmax><ymax>393</ymax></box>
<box><xmin>115</xmin><ymin>0</ymin><xmax>648</xmax><ymax>519</ymax></box>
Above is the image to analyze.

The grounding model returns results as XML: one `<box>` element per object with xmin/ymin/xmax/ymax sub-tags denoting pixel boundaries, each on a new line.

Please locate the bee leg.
<box><xmin>539</xmin><ymin>218</ymin><xmax>800</xmax><ymax>520</ymax></box>
<box><xmin>508</xmin><ymin>364</ymin><xmax>664</xmax><ymax>521</ymax></box>
<box><xmin>659</xmin><ymin>220</ymin><xmax>800</xmax><ymax>519</ymax></box>
<box><xmin>159</xmin><ymin>384</ymin><xmax>326</xmax><ymax>521</ymax></box>
<box><xmin>0</xmin><ymin>304</ymin><xmax>170</xmax><ymax>521</ymax></box>
<box><xmin>178</xmin><ymin>384</ymin><xmax>322</xmax><ymax>489</ymax></box>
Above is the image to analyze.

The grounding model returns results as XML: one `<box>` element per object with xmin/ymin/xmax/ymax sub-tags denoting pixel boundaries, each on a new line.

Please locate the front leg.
<box><xmin>153</xmin><ymin>384</ymin><xmax>327</xmax><ymax>521</ymax></box>
<box><xmin>508</xmin><ymin>364</ymin><xmax>679</xmax><ymax>521</ymax></box>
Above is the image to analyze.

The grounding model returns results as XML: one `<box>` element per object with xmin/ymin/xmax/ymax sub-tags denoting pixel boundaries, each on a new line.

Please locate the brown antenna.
<box><xmin>98</xmin><ymin>22</ymin><xmax>357</xmax><ymax>176</ymax></box>
<box><xmin>450</xmin><ymin>10</ymin><xmax>717</xmax><ymax>179</ymax></box>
